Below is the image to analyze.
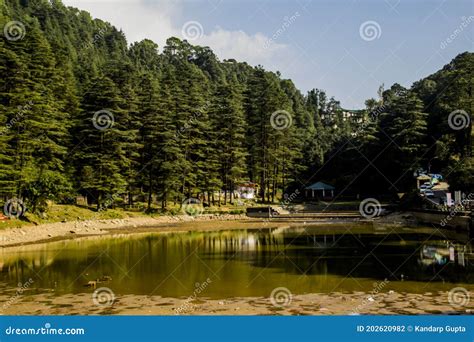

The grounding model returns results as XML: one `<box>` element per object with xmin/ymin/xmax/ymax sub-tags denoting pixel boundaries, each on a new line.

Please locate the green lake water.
<box><xmin>1</xmin><ymin>225</ymin><xmax>473</xmax><ymax>298</ymax></box>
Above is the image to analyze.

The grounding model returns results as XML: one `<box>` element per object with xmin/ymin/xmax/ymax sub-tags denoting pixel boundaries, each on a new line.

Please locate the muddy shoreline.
<box><xmin>0</xmin><ymin>214</ymin><xmax>373</xmax><ymax>249</ymax></box>
<box><xmin>0</xmin><ymin>214</ymin><xmax>471</xmax><ymax>316</ymax></box>
<box><xmin>0</xmin><ymin>215</ymin><xmax>249</xmax><ymax>248</ymax></box>
<box><xmin>0</xmin><ymin>289</ymin><xmax>471</xmax><ymax>315</ymax></box>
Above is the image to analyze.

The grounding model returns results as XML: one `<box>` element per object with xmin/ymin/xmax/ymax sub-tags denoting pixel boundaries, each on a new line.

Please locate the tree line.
<box><xmin>0</xmin><ymin>0</ymin><xmax>472</xmax><ymax>213</ymax></box>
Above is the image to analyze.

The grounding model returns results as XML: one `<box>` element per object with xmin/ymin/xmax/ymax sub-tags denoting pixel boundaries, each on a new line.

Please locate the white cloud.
<box><xmin>62</xmin><ymin>0</ymin><xmax>292</xmax><ymax>68</ymax></box>
<box><xmin>198</xmin><ymin>28</ymin><xmax>289</xmax><ymax>65</ymax></box>
<box><xmin>64</xmin><ymin>0</ymin><xmax>180</xmax><ymax>48</ymax></box>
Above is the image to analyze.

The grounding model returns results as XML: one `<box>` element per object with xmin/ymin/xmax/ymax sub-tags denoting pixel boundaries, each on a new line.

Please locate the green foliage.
<box><xmin>22</xmin><ymin>170</ymin><xmax>72</xmax><ymax>212</ymax></box>
<box><xmin>0</xmin><ymin>0</ymin><xmax>471</xmax><ymax>217</ymax></box>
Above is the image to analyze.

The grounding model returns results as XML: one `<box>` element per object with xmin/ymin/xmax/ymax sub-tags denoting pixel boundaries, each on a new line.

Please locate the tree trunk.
<box><xmin>271</xmin><ymin>164</ymin><xmax>277</xmax><ymax>203</ymax></box>
<box><xmin>147</xmin><ymin>192</ymin><xmax>152</xmax><ymax>212</ymax></box>
<box><xmin>97</xmin><ymin>192</ymin><xmax>102</xmax><ymax>211</ymax></box>
<box><xmin>230</xmin><ymin>181</ymin><xmax>234</xmax><ymax>204</ymax></box>
<box><xmin>147</xmin><ymin>173</ymin><xmax>152</xmax><ymax>212</ymax></box>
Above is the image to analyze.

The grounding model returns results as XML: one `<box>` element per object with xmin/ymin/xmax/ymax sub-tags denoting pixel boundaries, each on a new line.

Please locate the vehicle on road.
<box><xmin>424</xmin><ymin>190</ymin><xmax>435</xmax><ymax>197</ymax></box>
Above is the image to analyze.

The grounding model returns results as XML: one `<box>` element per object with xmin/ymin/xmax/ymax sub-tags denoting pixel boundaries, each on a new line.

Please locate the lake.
<box><xmin>1</xmin><ymin>224</ymin><xmax>473</xmax><ymax>301</ymax></box>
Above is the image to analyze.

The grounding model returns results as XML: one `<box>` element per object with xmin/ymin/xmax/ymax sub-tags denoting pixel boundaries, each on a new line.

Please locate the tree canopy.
<box><xmin>0</xmin><ymin>0</ymin><xmax>472</xmax><ymax>212</ymax></box>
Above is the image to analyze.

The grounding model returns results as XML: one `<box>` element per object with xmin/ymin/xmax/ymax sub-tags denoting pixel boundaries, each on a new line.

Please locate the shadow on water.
<box><xmin>0</xmin><ymin>224</ymin><xmax>473</xmax><ymax>298</ymax></box>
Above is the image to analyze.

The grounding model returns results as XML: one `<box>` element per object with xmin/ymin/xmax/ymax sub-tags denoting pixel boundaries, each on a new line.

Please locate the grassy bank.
<box><xmin>1</xmin><ymin>205</ymin><xmax>141</xmax><ymax>229</ymax></box>
<box><xmin>0</xmin><ymin>200</ymin><xmax>370</xmax><ymax>230</ymax></box>
<box><xmin>0</xmin><ymin>203</ymin><xmax>249</xmax><ymax>230</ymax></box>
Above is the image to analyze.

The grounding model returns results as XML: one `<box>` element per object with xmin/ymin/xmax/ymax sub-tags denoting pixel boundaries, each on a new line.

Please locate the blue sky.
<box><xmin>64</xmin><ymin>0</ymin><xmax>473</xmax><ymax>109</ymax></box>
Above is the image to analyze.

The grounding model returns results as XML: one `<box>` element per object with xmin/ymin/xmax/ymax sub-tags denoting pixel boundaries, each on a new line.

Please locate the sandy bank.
<box><xmin>0</xmin><ymin>211</ymin><xmax>416</xmax><ymax>249</ymax></box>
<box><xmin>0</xmin><ymin>214</ymin><xmax>260</xmax><ymax>248</ymax></box>
<box><xmin>0</xmin><ymin>289</ymin><xmax>470</xmax><ymax>315</ymax></box>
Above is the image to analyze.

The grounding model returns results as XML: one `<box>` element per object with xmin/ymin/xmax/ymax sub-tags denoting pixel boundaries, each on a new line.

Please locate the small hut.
<box><xmin>236</xmin><ymin>182</ymin><xmax>258</xmax><ymax>199</ymax></box>
<box><xmin>305</xmin><ymin>182</ymin><xmax>335</xmax><ymax>199</ymax></box>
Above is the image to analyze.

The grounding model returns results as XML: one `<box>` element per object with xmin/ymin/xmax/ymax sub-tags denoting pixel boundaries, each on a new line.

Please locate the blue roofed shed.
<box><xmin>305</xmin><ymin>181</ymin><xmax>335</xmax><ymax>199</ymax></box>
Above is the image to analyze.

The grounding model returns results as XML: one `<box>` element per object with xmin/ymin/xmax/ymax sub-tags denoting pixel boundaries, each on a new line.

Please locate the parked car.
<box><xmin>424</xmin><ymin>190</ymin><xmax>435</xmax><ymax>197</ymax></box>
<box><xmin>419</xmin><ymin>184</ymin><xmax>433</xmax><ymax>192</ymax></box>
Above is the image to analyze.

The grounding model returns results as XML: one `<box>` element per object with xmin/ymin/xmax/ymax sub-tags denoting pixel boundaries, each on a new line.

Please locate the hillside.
<box><xmin>0</xmin><ymin>0</ymin><xmax>472</xmax><ymax>215</ymax></box>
